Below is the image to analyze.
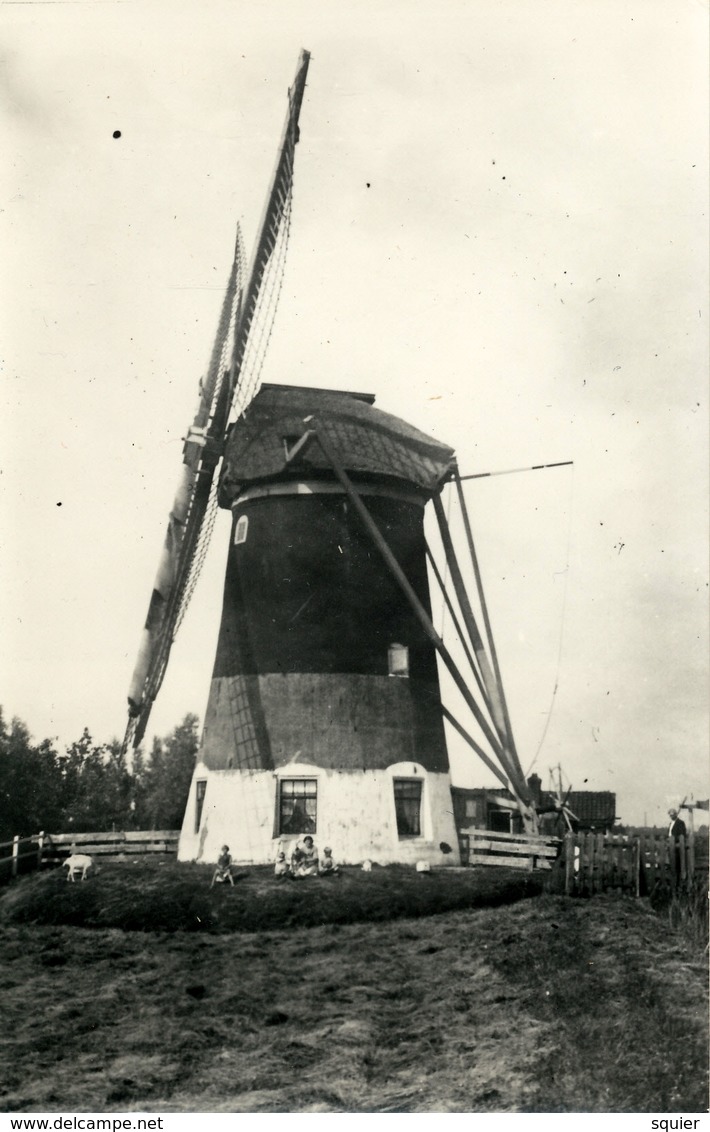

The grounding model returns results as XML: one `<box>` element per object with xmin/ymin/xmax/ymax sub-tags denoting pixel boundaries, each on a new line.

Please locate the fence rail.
<box><xmin>459</xmin><ymin>826</ymin><xmax>560</xmax><ymax>870</ymax></box>
<box><xmin>0</xmin><ymin>829</ymin><xmax>180</xmax><ymax>882</ymax></box>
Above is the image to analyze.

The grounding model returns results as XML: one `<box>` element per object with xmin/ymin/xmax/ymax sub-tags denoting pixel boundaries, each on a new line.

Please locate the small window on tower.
<box><xmin>234</xmin><ymin>515</ymin><xmax>249</xmax><ymax>545</ymax></box>
<box><xmin>195</xmin><ymin>780</ymin><xmax>207</xmax><ymax>833</ymax></box>
<box><xmin>393</xmin><ymin>778</ymin><xmax>422</xmax><ymax>837</ymax></box>
<box><xmin>278</xmin><ymin>778</ymin><xmax>317</xmax><ymax>835</ymax></box>
<box><xmin>388</xmin><ymin>642</ymin><xmax>409</xmax><ymax>677</ymax></box>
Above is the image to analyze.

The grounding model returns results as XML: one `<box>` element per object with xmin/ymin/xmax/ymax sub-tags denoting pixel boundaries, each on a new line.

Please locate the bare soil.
<box><xmin>0</xmin><ymin>869</ymin><xmax>707</xmax><ymax>1113</ymax></box>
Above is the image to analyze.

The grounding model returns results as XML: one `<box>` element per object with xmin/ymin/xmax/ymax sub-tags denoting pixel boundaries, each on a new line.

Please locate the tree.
<box><xmin>0</xmin><ymin>706</ymin><xmax>199</xmax><ymax>838</ymax></box>
<box><xmin>0</xmin><ymin>709</ymin><xmax>65</xmax><ymax>840</ymax></box>
<box><xmin>138</xmin><ymin>713</ymin><xmax>199</xmax><ymax>830</ymax></box>
<box><xmin>57</xmin><ymin>730</ymin><xmax>135</xmax><ymax>831</ymax></box>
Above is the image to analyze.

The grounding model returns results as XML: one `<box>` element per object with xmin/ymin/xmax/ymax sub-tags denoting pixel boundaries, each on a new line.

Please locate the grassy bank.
<box><xmin>0</xmin><ymin>859</ymin><xmax>542</xmax><ymax>933</ymax></box>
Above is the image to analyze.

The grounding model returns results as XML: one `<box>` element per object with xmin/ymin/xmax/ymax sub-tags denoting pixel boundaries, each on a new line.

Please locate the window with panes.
<box><xmin>278</xmin><ymin>778</ymin><xmax>317</xmax><ymax>835</ymax></box>
<box><xmin>393</xmin><ymin>778</ymin><xmax>422</xmax><ymax>837</ymax></box>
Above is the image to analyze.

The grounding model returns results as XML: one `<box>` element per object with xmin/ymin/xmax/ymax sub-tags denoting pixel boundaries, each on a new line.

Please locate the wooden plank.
<box><xmin>460</xmin><ymin>827</ymin><xmax>559</xmax><ymax>846</ymax></box>
<box><xmin>60</xmin><ymin>843</ymin><xmax>177</xmax><ymax>857</ymax></box>
<box><xmin>48</xmin><ymin>830</ymin><xmax>179</xmax><ymax>846</ymax></box>
<box><xmin>564</xmin><ymin>833</ymin><xmax>574</xmax><ymax>895</ymax></box>
<box><xmin>587</xmin><ymin>833</ymin><xmax>595</xmax><ymax>894</ymax></box>
<box><xmin>10</xmin><ymin>848</ymin><xmax>48</xmax><ymax>864</ymax></box>
<box><xmin>575</xmin><ymin>833</ymin><xmax>583</xmax><ymax>891</ymax></box>
<box><xmin>609</xmin><ymin>837</ymin><xmax>618</xmax><ymax>888</ymax></box>
<box><xmin>0</xmin><ymin>837</ymin><xmax>33</xmax><ymax>861</ymax></box>
<box><xmin>470</xmin><ymin>853</ymin><xmax>533</xmax><ymax>870</ymax></box>
<box><xmin>469</xmin><ymin>839</ymin><xmax>557</xmax><ymax>858</ymax></box>
<box><xmin>122</xmin><ymin>831</ymin><xmax>179</xmax><ymax>843</ymax></box>
<box><xmin>48</xmin><ymin>832</ymin><xmax>127</xmax><ymax>845</ymax></box>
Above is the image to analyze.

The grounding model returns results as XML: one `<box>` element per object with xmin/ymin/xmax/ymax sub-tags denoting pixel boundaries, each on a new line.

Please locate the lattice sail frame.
<box><xmin>123</xmin><ymin>50</ymin><xmax>310</xmax><ymax>751</ymax></box>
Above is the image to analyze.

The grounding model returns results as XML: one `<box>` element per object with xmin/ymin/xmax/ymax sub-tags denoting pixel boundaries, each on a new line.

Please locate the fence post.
<box><xmin>11</xmin><ymin>835</ymin><xmax>19</xmax><ymax>878</ymax></box>
<box><xmin>597</xmin><ymin>833</ymin><xmax>605</xmax><ymax>891</ymax></box>
<box><xmin>678</xmin><ymin>834</ymin><xmax>686</xmax><ymax>886</ymax></box>
<box><xmin>634</xmin><ymin>838</ymin><xmax>640</xmax><ymax>897</ymax></box>
<box><xmin>645</xmin><ymin>834</ymin><xmax>656</xmax><ymax>893</ymax></box>
<box><xmin>37</xmin><ymin>831</ymin><xmax>45</xmax><ymax>871</ymax></box>
<box><xmin>564</xmin><ymin>833</ymin><xmax>573</xmax><ymax>895</ymax></box>
<box><xmin>688</xmin><ymin>829</ymin><xmax>695</xmax><ymax>881</ymax></box>
<box><xmin>586</xmin><ymin>832</ymin><xmax>594</xmax><ymax>894</ymax></box>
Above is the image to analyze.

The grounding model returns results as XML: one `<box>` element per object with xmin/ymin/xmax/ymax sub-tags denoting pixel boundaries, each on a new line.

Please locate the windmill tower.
<box><xmin>123</xmin><ymin>50</ymin><xmax>539</xmax><ymax>867</ymax></box>
<box><xmin>178</xmin><ymin>384</ymin><xmax>460</xmax><ymax>865</ymax></box>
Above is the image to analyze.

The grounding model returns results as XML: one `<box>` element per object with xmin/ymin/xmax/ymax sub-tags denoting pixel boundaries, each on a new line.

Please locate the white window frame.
<box><xmin>234</xmin><ymin>514</ymin><xmax>249</xmax><ymax>545</ymax></box>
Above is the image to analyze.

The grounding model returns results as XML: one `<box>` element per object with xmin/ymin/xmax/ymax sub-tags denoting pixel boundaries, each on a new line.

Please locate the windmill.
<box><xmin>123</xmin><ymin>51</ymin><xmax>545</xmax><ymax>866</ymax></box>
<box><xmin>535</xmin><ymin>765</ymin><xmax>579</xmax><ymax>834</ymax></box>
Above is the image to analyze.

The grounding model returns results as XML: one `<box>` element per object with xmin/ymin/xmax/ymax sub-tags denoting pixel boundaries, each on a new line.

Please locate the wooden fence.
<box><xmin>459</xmin><ymin>826</ymin><xmax>708</xmax><ymax>899</ymax></box>
<box><xmin>562</xmin><ymin>832</ymin><xmax>639</xmax><ymax>895</ymax></box>
<box><xmin>0</xmin><ymin>829</ymin><xmax>180</xmax><ymax>882</ymax></box>
<box><xmin>0</xmin><ymin>832</ymin><xmax>47</xmax><ymax>880</ymax></box>
<box><xmin>560</xmin><ymin>831</ymin><xmax>708</xmax><ymax>896</ymax></box>
<box><xmin>459</xmin><ymin>827</ymin><xmax>560</xmax><ymax>870</ymax></box>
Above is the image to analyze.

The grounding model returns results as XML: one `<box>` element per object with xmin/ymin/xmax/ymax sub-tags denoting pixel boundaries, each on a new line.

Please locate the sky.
<box><xmin>1</xmin><ymin>0</ymin><xmax>708</xmax><ymax>827</ymax></box>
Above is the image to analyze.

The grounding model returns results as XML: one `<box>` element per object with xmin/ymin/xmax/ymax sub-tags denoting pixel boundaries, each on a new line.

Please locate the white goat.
<box><xmin>63</xmin><ymin>853</ymin><xmax>94</xmax><ymax>881</ymax></box>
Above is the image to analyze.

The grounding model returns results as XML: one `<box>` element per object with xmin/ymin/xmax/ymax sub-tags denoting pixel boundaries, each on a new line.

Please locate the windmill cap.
<box><xmin>219</xmin><ymin>385</ymin><xmax>455</xmax><ymax>505</ymax></box>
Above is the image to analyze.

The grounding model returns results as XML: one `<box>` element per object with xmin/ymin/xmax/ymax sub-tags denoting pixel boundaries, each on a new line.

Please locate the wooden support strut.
<box><xmin>431</xmin><ymin>491</ymin><xmax>527</xmax><ymax>796</ymax></box>
<box><xmin>439</xmin><ymin>704</ymin><xmax>509</xmax><ymax>788</ymax></box>
<box><xmin>424</xmin><ymin>541</ymin><xmax>492</xmax><ymax>713</ymax></box>
<box><xmin>431</xmin><ymin>492</ymin><xmax>508</xmax><ymax>744</ymax></box>
<box><xmin>452</xmin><ymin>466</ymin><xmax>527</xmax><ymax>789</ymax></box>
<box><xmin>306</xmin><ymin>428</ymin><xmax>507</xmax><ymax>767</ymax></box>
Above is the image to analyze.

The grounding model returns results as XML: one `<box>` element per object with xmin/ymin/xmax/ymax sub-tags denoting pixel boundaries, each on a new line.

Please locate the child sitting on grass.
<box><xmin>274</xmin><ymin>850</ymin><xmax>289</xmax><ymax>878</ymax></box>
<box><xmin>211</xmin><ymin>845</ymin><xmax>234</xmax><ymax>887</ymax></box>
<box><xmin>319</xmin><ymin>847</ymin><xmax>339</xmax><ymax>875</ymax></box>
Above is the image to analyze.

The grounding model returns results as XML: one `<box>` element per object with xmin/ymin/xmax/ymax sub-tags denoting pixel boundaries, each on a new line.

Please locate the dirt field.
<box><xmin>0</xmin><ymin>866</ymin><xmax>707</xmax><ymax>1114</ymax></box>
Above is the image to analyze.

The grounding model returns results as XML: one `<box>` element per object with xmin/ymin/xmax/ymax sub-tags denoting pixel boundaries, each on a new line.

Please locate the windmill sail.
<box><xmin>124</xmin><ymin>49</ymin><xmax>311</xmax><ymax>750</ymax></box>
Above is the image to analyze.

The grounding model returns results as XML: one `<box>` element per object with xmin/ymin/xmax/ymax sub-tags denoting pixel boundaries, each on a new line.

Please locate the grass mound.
<box><xmin>0</xmin><ymin>858</ymin><xmax>543</xmax><ymax>933</ymax></box>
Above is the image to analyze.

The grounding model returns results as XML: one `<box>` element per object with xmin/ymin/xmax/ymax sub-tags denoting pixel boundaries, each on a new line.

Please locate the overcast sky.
<box><xmin>1</xmin><ymin>0</ymin><xmax>707</xmax><ymax>826</ymax></box>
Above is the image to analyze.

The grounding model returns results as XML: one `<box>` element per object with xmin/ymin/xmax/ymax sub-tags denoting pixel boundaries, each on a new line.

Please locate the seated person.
<box><xmin>319</xmin><ymin>846</ymin><xmax>338</xmax><ymax>875</ymax></box>
<box><xmin>211</xmin><ymin>845</ymin><xmax>234</xmax><ymax>886</ymax></box>
<box><xmin>293</xmin><ymin>835</ymin><xmax>319</xmax><ymax>877</ymax></box>
<box><xmin>290</xmin><ymin>844</ymin><xmax>304</xmax><ymax>875</ymax></box>
<box><xmin>274</xmin><ymin>850</ymin><xmax>289</xmax><ymax>877</ymax></box>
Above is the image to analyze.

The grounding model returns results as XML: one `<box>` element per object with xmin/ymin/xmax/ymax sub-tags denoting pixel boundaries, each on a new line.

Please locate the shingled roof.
<box><xmin>219</xmin><ymin>384</ymin><xmax>455</xmax><ymax>503</ymax></box>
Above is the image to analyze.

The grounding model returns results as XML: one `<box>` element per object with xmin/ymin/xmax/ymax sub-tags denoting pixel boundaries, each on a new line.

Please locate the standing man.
<box><xmin>667</xmin><ymin>808</ymin><xmax>687</xmax><ymax>886</ymax></box>
<box><xmin>668</xmin><ymin>808</ymin><xmax>687</xmax><ymax>841</ymax></box>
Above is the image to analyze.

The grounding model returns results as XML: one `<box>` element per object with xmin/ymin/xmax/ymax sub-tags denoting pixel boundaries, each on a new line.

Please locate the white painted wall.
<box><xmin>178</xmin><ymin>760</ymin><xmax>460</xmax><ymax>866</ymax></box>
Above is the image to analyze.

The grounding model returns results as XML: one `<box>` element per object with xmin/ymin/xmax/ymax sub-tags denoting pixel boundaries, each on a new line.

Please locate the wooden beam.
<box><xmin>431</xmin><ymin>491</ymin><xmax>522</xmax><ymax>791</ymax></box>
<box><xmin>311</xmin><ymin>427</ymin><xmax>507</xmax><ymax>766</ymax></box>
<box><xmin>425</xmin><ymin>542</ymin><xmax>491</xmax><ymax>712</ymax></box>
<box><xmin>453</xmin><ymin>466</ymin><xmax>527</xmax><ymax>791</ymax></box>
<box><xmin>439</xmin><ymin>703</ymin><xmax>508</xmax><ymax>788</ymax></box>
